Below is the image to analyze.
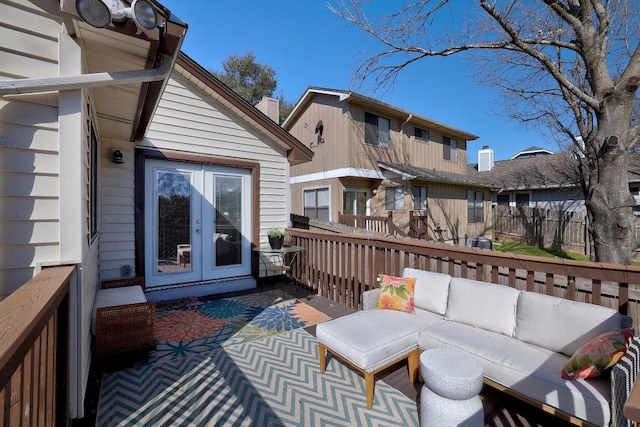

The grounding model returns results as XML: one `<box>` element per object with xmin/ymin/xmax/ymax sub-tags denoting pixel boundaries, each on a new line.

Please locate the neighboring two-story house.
<box><xmin>282</xmin><ymin>87</ymin><xmax>494</xmax><ymax>243</ymax></box>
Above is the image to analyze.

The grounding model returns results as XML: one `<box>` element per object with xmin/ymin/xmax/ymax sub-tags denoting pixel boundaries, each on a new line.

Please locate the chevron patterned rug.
<box><xmin>150</xmin><ymin>290</ymin><xmax>331</xmax><ymax>364</ymax></box>
<box><xmin>96</xmin><ymin>328</ymin><xmax>419</xmax><ymax>426</ymax></box>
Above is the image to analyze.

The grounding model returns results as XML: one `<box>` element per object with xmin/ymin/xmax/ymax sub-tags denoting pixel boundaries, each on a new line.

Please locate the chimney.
<box><xmin>478</xmin><ymin>145</ymin><xmax>494</xmax><ymax>172</ymax></box>
<box><xmin>255</xmin><ymin>97</ymin><xmax>280</xmax><ymax>123</ymax></box>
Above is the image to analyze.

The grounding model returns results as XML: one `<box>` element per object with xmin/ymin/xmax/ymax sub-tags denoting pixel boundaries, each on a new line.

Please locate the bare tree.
<box><xmin>330</xmin><ymin>0</ymin><xmax>640</xmax><ymax>264</ymax></box>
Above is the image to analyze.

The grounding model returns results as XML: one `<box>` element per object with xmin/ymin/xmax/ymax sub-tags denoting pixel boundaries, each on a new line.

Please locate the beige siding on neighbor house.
<box><xmin>367</xmin><ymin>181</ymin><xmax>492</xmax><ymax>242</ymax></box>
<box><xmin>289</xmin><ymin>93</ymin><xmax>349</xmax><ymax>177</ymax></box>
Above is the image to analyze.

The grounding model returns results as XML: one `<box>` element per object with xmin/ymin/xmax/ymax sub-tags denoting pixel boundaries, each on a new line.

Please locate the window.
<box><xmin>386</xmin><ymin>186</ymin><xmax>404</xmax><ymax>210</ymax></box>
<box><xmin>515</xmin><ymin>193</ymin><xmax>530</xmax><ymax>207</ymax></box>
<box><xmin>496</xmin><ymin>194</ymin><xmax>509</xmax><ymax>206</ymax></box>
<box><xmin>365</xmin><ymin>112</ymin><xmax>390</xmax><ymax>148</ymax></box>
<box><xmin>343</xmin><ymin>189</ymin><xmax>368</xmax><ymax>215</ymax></box>
<box><xmin>89</xmin><ymin>125</ymin><xmax>98</xmax><ymax>239</ymax></box>
<box><xmin>467</xmin><ymin>190</ymin><xmax>484</xmax><ymax>223</ymax></box>
<box><xmin>412</xmin><ymin>185</ymin><xmax>428</xmax><ymax>210</ymax></box>
<box><xmin>415</xmin><ymin>127</ymin><xmax>429</xmax><ymax>142</ymax></box>
<box><xmin>304</xmin><ymin>187</ymin><xmax>329</xmax><ymax>220</ymax></box>
<box><xmin>443</xmin><ymin>137</ymin><xmax>457</xmax><ymax>162</ymax></box>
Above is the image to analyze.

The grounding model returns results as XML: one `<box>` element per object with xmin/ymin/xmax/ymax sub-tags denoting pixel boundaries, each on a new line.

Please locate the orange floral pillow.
<box><xmin>377</xmin><ymin>274</ymin><xmax>416</xmax><ymax>314</ymax></box>
<box><xmin>561</xmin><ymin>329</ymin><xmax>634</xmax><ymax>380</ymax></box>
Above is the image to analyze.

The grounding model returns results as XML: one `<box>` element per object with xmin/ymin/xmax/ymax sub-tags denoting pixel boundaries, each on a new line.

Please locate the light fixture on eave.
<box><xmin>76</xmin><ymin>0</ymin><xmax>158</xmax><ymax>30</ymax></box>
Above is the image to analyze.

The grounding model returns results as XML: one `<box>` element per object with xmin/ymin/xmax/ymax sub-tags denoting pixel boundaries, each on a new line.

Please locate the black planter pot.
<box><xmin>269</xmin><ymin>236</ymin><xmax>284</xmax><ymax>249</ymax></box>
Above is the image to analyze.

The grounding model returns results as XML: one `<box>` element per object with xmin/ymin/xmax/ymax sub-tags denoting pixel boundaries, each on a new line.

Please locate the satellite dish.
<box><xmin>315</xmin><ymin>120</ymin><xmax>324</xmax><ymax>136</ymax></box>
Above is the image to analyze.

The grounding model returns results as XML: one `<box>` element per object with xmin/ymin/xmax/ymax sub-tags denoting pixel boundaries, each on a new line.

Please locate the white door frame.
<box><xmin>144</xmin><ymin>159</ymin><xmax>252</xmax><ymax>287</ymax></box>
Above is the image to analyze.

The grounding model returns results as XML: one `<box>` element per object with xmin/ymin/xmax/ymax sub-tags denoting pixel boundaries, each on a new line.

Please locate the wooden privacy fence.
<box><xmin>493</xmin><ymin>206</ymin><xmax>587</xmax><ymax>253</ymax></box>
<box><xmin>0</xmin><ymin>265</ymin><xmax>73</xmax><ymax>426</ymax></box>
<box><xmin>286</xmin><ymin>228</ymin><xmax>640</xmax><ymax>329</ymax></box>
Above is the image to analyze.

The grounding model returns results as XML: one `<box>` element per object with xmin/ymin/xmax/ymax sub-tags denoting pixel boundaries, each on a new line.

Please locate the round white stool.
<box><xmin>420</xmin><ymin>348</ymin><xmax>484</xmax><ymax>427</ymax></box>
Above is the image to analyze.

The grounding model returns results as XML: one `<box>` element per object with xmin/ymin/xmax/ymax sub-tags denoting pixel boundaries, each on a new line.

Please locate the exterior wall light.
<box><xmin>111</xmin><ymin>149</ymin><xmax>124</xmax><ymax>163</ymax></box>
<box><xmin>75</xmin><ymin>0</ymin><xmax>158</xmax><ymax>30</ymax></box>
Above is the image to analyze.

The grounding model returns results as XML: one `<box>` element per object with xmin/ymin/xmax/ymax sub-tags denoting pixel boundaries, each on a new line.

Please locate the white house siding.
<box><xmin>0</xmin><ymin>0</ymin><xmax>62</xmax><ymax>294</ymax></box>
<box><xmin>100</xmin><ymin>138</ymin><xmax>136</xmax><ymax>280</ymax></box>
<box><xmin>99</xmin><ymin>72</ymin><xmax>290</xmax><ymax>280</ymax></box>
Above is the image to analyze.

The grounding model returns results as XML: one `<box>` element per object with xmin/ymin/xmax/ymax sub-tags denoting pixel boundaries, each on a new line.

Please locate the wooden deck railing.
<box><xmin>338</xmin><ymin>212</ymin><xmax>406</xmax><ymax>236</ymax></box>
<box><xmin>287</xmin><ymin>228</ymin><xmax>640</xmax><ymax>320</ymax></box>
<box><xmin>287</xmin><ymin>228</ymin><xmax>640</xmax><ymax>424</ymax></box>
<box><xmin>0</xmin><ymin>265</ymin><xmax>74</xmax><ymax>426</ymax></box>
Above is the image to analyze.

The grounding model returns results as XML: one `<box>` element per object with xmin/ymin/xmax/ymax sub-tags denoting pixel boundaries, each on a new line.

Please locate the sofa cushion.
<box><xmin>418</xmin><ymin>320</ymin><xmax>612</xmax><ymax>426</ymax></box>
<box><xmin>316</xmin><ymin>309</ymin><xmax>441</xmax><ymax>372</ymax></box>
<box><xmin>377</xmin><ymin>274</ymin><xmax>416</xmax><ymax>313</ymax></box>
<box><xmin>515</xmin><ymin>291</ymin><xmax>621</xmax><ymax>357</ymax></box>
<box><xmin>446</xmin><ymin>277</ymin><xmax>520</xmax><ymax>336</ymax></box>
<box><xmin>562</xmin><ymin>329</ymin><xmax>634</xmax><ymax>380</ymax></box>
<box><xmin>402</xmin><ymin>268</ymin><xmax>451</xmax><ymax>315</ymax></box>
<box><xmin>91</xmin><ymin>285</ymin><xmax>147</xmax><ymax>334</ymax></box>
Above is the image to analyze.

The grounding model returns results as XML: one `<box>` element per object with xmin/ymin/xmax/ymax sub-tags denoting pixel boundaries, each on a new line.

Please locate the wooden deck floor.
<box><xmin>281</xmin><ymin>282</ymin><xmax>571</xmax><ymax>427</ymax></box>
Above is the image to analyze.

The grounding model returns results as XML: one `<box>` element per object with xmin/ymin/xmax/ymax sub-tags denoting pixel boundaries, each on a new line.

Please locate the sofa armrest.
<box><xmin>613</xmin><ymin>336</ymin><xmax>640</xmax><ymax>426</ymax></box>
<box><xmin>363</xmin><ymin>288</ymin><xmax>380</xmax><ymax>311</ymax></box>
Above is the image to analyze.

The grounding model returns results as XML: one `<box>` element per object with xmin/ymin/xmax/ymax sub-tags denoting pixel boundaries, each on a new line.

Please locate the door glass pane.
<box><xmin>156</xmin><ymin>170</ymin><xmax>191</xmax><ymax>273</ymax></box>
<box><xmin>343</xmin><ymin>191</ymin><xmax>355</xmax><ymax>215</ymax></box>
<box><xmin>344</xmin><ymin>190</ymin><xmax>367</xmax><ymax>215</ymax></box>
<box><xmin>215</xmin><ymin>176</ymin><xmax>242</xmax><ymax>266</ymax></box>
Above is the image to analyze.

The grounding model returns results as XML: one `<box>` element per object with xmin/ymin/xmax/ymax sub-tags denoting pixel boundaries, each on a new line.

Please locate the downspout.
<box><xmin>0</xmin><ymin>54</ymin><xmax>173</xmax><ymax>95</ymax></box>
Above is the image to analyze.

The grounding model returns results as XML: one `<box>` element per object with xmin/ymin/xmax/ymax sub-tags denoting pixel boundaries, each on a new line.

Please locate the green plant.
<box><xmin>268</xmin><ymin>228</ymin><xmax>284</xmax><ymax>238</ymax></box>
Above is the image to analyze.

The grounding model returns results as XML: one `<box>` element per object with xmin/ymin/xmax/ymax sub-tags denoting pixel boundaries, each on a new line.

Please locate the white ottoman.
<box><xmin>316</xmin><ymin>310</ymin><xmax>425</xmax><ymax>409</ymax></box>
<box><xmin>420</xmin><ymin>348</ymin><xmax>484</xmax><ymax>427</ymax></box>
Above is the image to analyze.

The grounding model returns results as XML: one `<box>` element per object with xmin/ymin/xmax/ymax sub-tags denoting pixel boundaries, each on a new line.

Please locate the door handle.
<box><xmin>196</xmin><ymin>229</ymin><xmax>201</xmax><ymax>233</ymax></box>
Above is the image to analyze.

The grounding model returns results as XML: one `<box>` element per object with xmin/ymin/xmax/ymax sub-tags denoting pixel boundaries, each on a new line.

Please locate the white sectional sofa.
<box><xmin>318</xmin><ymin>267</ymin><xmax>639</xmax><ymax>427</ymax></box>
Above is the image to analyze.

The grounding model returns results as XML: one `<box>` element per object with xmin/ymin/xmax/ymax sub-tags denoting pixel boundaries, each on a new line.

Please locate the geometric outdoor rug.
<box><xmin>96</xmin><ymin>328</ymin><xmax>419</xmax><ymax>426</ymax></box>
<box><xmin>150</xmin><ymin>290</ymin><xmax>330</xmax><ymax>364</ymax></box>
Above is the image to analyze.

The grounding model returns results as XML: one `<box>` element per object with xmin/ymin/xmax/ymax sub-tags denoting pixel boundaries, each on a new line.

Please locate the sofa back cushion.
<box><xmin>402</xmin><ymin>268</ymin><xmax>451</xmax><ymax>315</ymax></box>
<box><xmin>515</xmin><ymin>291</ymin><xmax>621</xmax><ymax>356</ymax></box>
<box><xmin>446</xmin><ymin>277</ymin><xmax>520</xmax><ymax>336</ymax></box>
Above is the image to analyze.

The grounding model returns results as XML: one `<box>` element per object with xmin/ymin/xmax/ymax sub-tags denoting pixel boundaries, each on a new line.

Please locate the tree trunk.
<box><xmin>586</xmin><ymin>131</ymin><xmax>635</xmax><ymax>265</ymax></box>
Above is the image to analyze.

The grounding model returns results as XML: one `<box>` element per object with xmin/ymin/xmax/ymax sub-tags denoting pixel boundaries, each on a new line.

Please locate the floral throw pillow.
<box><xmin>561</xmin><ymin>329</ymin><xmax>634</xmax><ymax>380</ymax></box>
<box><xmin>377</xmin><ymin>274</ymin><xmax>416</xmax><ymax>314</ymax></box>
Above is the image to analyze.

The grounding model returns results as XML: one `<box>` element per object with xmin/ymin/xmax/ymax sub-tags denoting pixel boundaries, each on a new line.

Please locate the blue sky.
<box><xmin>161</xmin><ymin>0</ymin><xmax>555</xmax><ymax>164</ymax></box>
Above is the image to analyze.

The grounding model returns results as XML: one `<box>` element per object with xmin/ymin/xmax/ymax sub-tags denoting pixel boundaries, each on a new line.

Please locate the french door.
<box><xmin>144</xmin><ymin>160</ymin><xmax>252</xmax><ymax>287</ymax></box>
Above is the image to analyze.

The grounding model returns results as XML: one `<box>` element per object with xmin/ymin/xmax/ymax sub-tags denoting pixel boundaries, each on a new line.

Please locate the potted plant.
<box><xmin>268</xmin><ymin>228</ymin><xmax>285</xmax><ymax>249</ymax></box>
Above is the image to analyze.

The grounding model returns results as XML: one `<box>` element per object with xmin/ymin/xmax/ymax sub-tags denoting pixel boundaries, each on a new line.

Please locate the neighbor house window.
<box><xmin>515</xmin><ymin>193</ymin><xmax>530</xmax><ymax>207</ymax></box>
<box><xmin>365</xmin><ymin>112</ymin><xmax>390</xmax><ymax>148</ymax></box>
<box><xmin>304</xmin><ymin>187</ymin><xmax>329</xmax><ymax>220</ymax></box>
<box><xmin>467</xmin><ymin>190</ymin><xmax>484</xmax><ymax>223</ymax></box>
<box><xmin>412</xmin><ymin>185</ymin><xmax>428</xmax><ymax>210</ymax></box>
<box><xmin>415</xmin><ymin>127</ymin><xmax>429</xmax><ymax>142</ymax></box>
<box><xmin>496</xmin><ymin>194</ymin><xmax>509</xmax><ymax>206</ymax></box>
<box><xmin>443</xmin><ymin>136</ymin><xmax>457</xmax><ymax>162</ymax></box>
<box><xmin>386</xmin><ymin>186</ymin><xmax>404</xmax><ymax>210</ymax></box>
<box><xmin>343</xmin><ymin>189</ymin><xmax>368</xmax><ymax>216</ymax></box>
<box><xmin>89</xmin><ymin>124</ymin><xmax>98</xmax><ymax>239</ymax></box>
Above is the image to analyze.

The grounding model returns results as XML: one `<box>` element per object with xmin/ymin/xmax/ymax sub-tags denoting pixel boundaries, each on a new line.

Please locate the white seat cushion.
<box><xmin>91</xmin><ymin>285</ymin><xmax>147</xmax><ymax>334</ymax></box>
<box><xmin>316</xmin><ymin>309</ymin><xmax>441</xmax><ymax>372</ymax></box>
<box><xmin>419</xmin><ymin>320</ymin><xmax>611</xmax><ymax>426</ymax></box>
